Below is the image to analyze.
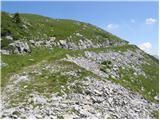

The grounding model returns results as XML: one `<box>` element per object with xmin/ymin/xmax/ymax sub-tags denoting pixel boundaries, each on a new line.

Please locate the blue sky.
<box><xmin>1</xmin><ymin>1</ymin><xmax>158</xmax><ymax>55</ymax></box>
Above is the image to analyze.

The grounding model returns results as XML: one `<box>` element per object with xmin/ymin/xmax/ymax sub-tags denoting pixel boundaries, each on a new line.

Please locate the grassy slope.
<box><xmin>1</xmin><ymin>11</ymin><xmax>127</xmax><ymax>46</ymax></box>
<box><xmin>115</xmin><ymin>55</ymin><xmax>159</xmax><ymax>103</ymax></box>
<box><xmin>1</xmin><ymin>12</ymin><xmax>159</xmax><ymax>104</ymax></box>
<box><xmin>1</xmin><ymin>47</ymin><xmax>75</xmax><ymax>87</ymax></box>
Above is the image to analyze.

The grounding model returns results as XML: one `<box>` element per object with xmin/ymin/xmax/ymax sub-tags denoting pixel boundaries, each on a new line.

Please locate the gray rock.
<box><xmin>5</xmin><ymin>35</ymin><xmax>13</xmax><ymax>40</ymax></box>
<box><xmin>59</xmin><ymin>40</ymin><xmax>68</xmax><ymax>48</ymax></box>
<box><xmin>0</xmin><ymin>49</ymin><xmax>10</xmax><ymax>55</ymax></box>
<box><xmin>67</xmin><ymin>42</ymin><xmax>78</xmax><ymax>49</ymax></box>
<box><xmin>0</xmin><ymin>61</ymin><xmax>8</xmax><ymax>67</ymax></box>
<box><xmin>9</xmin><ymin>40</ymin><xmax>31</xmax><ymax>54</ymax></box>
<box><xmin>94</xmin><ymin>89</ymin><xmax>103</xmax><ymax>96</ymax></box>
<box><xmin>154</xmin><ymin>95</ymin><xmax>159</xmax><ymax>100</ymax></box>
<box><xmin>10</xmin><ymin>114</ymin><xmax>18</xmax><ymax>119</ymax></box>
<box><xmin>29</xmin><ymin>40</ymin><xmax>35</xmax><ymax>46</ymax></box>
<box><xmin>35</xmin><ymin>114</ymin><xmax>43</xmax><ymax>119</ymax></box>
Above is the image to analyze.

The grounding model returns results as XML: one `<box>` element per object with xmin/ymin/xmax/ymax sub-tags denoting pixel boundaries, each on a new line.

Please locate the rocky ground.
<box><xmin>1</xmin><ymin>77</ymin><xmax>158</xmax><ymax>119</ymax></box>
<box><xmin>1</xmin><ymin>49</ymin><xmax>159</xmax><ymax>119</ymax></box>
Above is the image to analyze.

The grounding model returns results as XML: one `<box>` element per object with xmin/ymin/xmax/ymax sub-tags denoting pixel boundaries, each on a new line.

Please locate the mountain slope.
<box><xmin>1</xmin><ymin>11</ymin><xmax>128</xmax><ymax>50</ymax></box>
<box><xmin>1</xmin><ymin>12</ymin><xmax>159</xmax><ymax>119</ymax></box>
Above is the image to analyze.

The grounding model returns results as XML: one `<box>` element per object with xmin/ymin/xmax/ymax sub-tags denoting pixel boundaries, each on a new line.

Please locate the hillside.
<box><xmin>1</xmin><ymin>12</ymin><xmax>159</xmax><ymax>119</ymax></box>
<box><xmin>1</xmin><ymin>12</ymin><xmax>128</xmax><ymax>50</ymax></box>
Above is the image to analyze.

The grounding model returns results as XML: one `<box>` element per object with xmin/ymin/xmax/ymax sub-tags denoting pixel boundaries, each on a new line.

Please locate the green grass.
<box><xmin>109</xmin><ymin>61</ymin><xmax>159</xmax><ymax>103</ymax></box>
<box><xmin>1</xmin><ymin>47</ymin><xmax>67</xmax><ymax>87</ymax></box>
<box><xmin>1</xmin><ymin>46</ymin><xmax>91</xmax><ymax>87</ymax></box>
<box><xmin>100</xmin><ymin>61</ymin><xmax>112</xmax><ymax>73</ymax></box>
<box><xmin>151</xmin><ymin>110</ymin><xmax>159</xmax><ymax>119</ymax></box>
<box><xmin>140</xmin><ymin>54</ymin><xmax>159</xmax><ymax>102</ymax></box>
<box><xmin>101</xmin><ymin>60</ymin><xmax>112</xmax><ymax>66</ymax></box>
<box><xmin>1</xmin><ymin>11</ymin><xmax>127</xmax><ymax>46</ymax></box>
<box><xmin>18</xmin><ymin>60</ymin><xmax>98</xmax><ymax>94</ymax></box>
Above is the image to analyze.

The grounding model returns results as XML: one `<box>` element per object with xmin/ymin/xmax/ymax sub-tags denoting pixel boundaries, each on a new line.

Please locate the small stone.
<box><xmin>35</xmin><ymin>114</ymin><xmax>43</xmax><ymax>119</ymax></box>
<box><xmin>1</xmin><ymin>50</ymin><xmax>10</xmax><ymax>55</ymax></box>
<box><xmin>6</xmin><ymin>35</ymin><xmax>13</xmax><ymax>40</ymax></box>
<box><xmin>105</xmin><ymin>114</ymin><xmax>111</xmax><ymax>119</ymax></box>
<box><xmin>94</xmin><ymin>89</ymin><xmax>103</xmax><ymax>96</ymax></box>
<box><xmin>96</xmin><ymin>112</ymin><xmax>101</xmax><ymax>117</ymax></box>
<box><xmin>133</xmin><ymin>72</ymin><xmax>137</xmax><ymax>76</ymax></box>
<box><xmin>111</xmin><ymin>75</ymin><xmax>116</xmax><ymax>79</ymax></box>
<box><xmin>50</xmin><ymin>115</ymin><xmax>57</xmax><ymax>119</ymax></box>
<box><xmin>86</xmin><ymin>95</ymin><xmax>90</xmax><ymax>100</ymax></box>
<box><xmin>122</xmin><ymin>67</ymin><xmax>125</xmax><ymax>70</ymax></box>
<box><xmin>11</xmin><ymin>114</ymin><xmax>18</xmax><ymax>119</ymax></box>
<box><xmin>141</xmin><ymin>86</ymin><xmax>144</xmax><ymax>91</ymax></box>
<box><xmin>154</xmin><ymin>95</ymin><xmax>159</xmax><ymax>100</ymax></box>
<box><xmin>108</xmin><ymin>98</ymin><xmax>113</xmax><ymax>104</ymax></box>
<box><xmin>73</xmin><ymin>104</ymin><xmax>81</xmax><ymax>111</ymax></box>
<box><xmin>61</xmin><ymin>85</ymin><xmax>64</xmax><ymax>88</ymax></box>
<box><xmin>28</xmin><ymin>59</ymin><xmax>34</xmax><ymax>61</ymax></box>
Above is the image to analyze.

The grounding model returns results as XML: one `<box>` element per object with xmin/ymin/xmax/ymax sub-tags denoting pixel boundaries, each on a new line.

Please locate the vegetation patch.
<box><xmin>109</xmin><ymin>63</ymin><xmax>159</xmax><ymax>103</ymax></box>
<box><xmin>100</xmin><ymin>60</ymin><xmax>112</xmax><ymax>73</ymax></box>
<box><xmin>151</xmin><ymin>110</ymin><xmax>159</xmax><ymax>119</ymax></box>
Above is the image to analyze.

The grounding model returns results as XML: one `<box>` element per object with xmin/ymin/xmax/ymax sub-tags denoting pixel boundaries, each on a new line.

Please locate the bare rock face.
<box><xmin>9</xmin><ymin>40</ymin><xmax>31</xmax><ymax>54</ymax></box>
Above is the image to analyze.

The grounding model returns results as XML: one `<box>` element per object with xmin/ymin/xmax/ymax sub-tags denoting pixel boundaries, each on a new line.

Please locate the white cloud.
<box><xmin>131</xmin><ymin>19</ymin><xmax>135</xmax><ymax>23</ymax></box>
<box><xmin>138</xmin><ymin>42</ymin><xmax>152</xmax><ymax>54</ymax></box>
<box><xmin>106</xmin><ymin>24</ymin><xmax>119</xmax><ymax>30</ymax></box>
<box><xmin>146</xmin><ymin>18</ymin><xmax>157</xmax><ymax>24</ymax></box>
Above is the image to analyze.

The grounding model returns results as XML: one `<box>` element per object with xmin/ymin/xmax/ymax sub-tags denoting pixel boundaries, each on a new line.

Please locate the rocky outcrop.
<box><xmin>28</xmin><ymin>38</ymin><xmax>127</xmax><ymax>50</ymax></box>
<box><xmin>9</xmin><ymin>40</ymin><xmax>31</xmax><ymax>54</ymax></box>
<box><xmin>1</xmin><ymin>38</ymin><xmax>126</xmax><ymax>55</ymax></box>
<box><xmin>57</xmin><ymin>39</ymin><xmax>127</xmax><ymax>49</ymax></box>
<box><xmin>1</xmin><ymin>33</ymin><xmax>128</xmax><ymax>54</ymax></box>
